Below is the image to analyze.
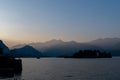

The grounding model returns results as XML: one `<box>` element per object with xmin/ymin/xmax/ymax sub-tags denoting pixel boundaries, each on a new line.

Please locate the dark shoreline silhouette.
<box><xmin>0</xmin><ymin>47</ymin><xmax>22</xmax><ymax>78</ymax></box>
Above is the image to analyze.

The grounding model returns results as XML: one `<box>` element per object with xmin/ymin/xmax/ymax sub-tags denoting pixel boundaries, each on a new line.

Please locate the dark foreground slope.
<box><xmin>0</xmin><ymin>45</ymin><xmax>22</xmax><ymax>77</ymax></box>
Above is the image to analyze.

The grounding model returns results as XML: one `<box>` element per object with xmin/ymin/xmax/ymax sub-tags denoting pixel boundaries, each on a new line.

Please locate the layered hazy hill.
<box><xmin>89</xmin><ymin>38</ymin><xmax>120</xmax><ymax>49</ymax></box>
<box><xmin>2</xmin><ymin>38</ymin><xmax>119</xmax><ymax>57</ymax></box>
<box><xmin>12</xmin><ymin>39</ymin><xmax>102</xmax><ymax>57</ymax></box>
<box><xmin>89</xmin><ymin>38</ymin><xmax>120</xmax><ymax>56</ymax></box>
<box><xmin>29</xmin><ymin>39</ymin><xmax>102</xmax><ymax>57</ymax></box>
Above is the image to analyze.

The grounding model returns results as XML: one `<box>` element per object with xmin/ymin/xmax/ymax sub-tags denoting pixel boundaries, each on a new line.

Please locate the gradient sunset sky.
<box><xmin>0</xmin><ymin>0</ymin><xmax>120</xmax><ymax>43</ymax></box>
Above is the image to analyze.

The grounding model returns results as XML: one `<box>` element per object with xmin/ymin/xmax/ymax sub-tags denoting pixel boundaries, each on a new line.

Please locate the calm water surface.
<box><xmin>2</xmin><ymin>57</ymin><xmax>120</xmax><ymax>80</ymax></box>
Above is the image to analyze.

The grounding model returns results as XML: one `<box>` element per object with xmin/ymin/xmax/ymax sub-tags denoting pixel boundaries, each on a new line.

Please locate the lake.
<box><xmin>1</xmin><ymin>57</ymin><xmax>120</xmax><ymax>80</ymax></box>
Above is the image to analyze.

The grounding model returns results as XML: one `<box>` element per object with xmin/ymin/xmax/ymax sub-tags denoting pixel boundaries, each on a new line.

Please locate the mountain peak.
<box><xmin>48</xmin><ymin>39</ymin><xmax>63</xmax><ymax>42</ymax></box>
<box><xmin>11</xmin><ymin>45</ymin><xmax>42</xmax><ymax>58</ymax></box>
<box><xmin>45</xmin><ymin>39</ymin><xmax>64</xmax><ymax>45</ymax></box>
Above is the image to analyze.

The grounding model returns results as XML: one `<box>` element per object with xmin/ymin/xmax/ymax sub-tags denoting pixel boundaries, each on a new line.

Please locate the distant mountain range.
<box><xmin>89</xmin><ymin>38</ymin><xmax>120</xmax><ymax>49</ymax></box>
<box><xmin>89</xmin><ymin>38</ymin><xmax>120</xmax><ymax>56</ymax></box>
<box><xmin>1</xmin><ymin>38</ymin><xmax>120</xmax><ymax>57</ymax></box>
<box><xmin>16</xmin><ymin>38</ymin><xmax>120</xmax><ymax>57</ymax></box>
<box><xmin>29</xmin><ymin>39</ymin><xmax>102</xmax><ymax>57</ymax></box>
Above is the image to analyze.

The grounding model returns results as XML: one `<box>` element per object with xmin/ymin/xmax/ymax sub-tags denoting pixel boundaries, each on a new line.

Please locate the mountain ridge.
<box><xmin>7</xmin><ymin>38</ymin><xmax>120</xmax><ymax>57</ymax></box>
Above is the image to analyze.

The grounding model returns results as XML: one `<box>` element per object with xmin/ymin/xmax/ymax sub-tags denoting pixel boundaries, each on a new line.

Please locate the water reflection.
<box><xmin>14</xmin><ymin>73</ymin><xmax>22</xmax><ymax>80</ymax></box>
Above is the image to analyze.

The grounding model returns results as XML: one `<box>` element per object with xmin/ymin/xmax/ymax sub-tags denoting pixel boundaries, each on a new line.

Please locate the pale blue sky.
<box><xmin>0</xmin><ymin>0</ymin><xmax>120</xmax><ymax>42</ymax></box>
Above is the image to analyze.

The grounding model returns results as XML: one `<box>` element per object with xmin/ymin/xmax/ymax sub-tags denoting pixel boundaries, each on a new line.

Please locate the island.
<box><xmin>64</xmin><ymin>50</ymin><xmax>112</xmax><ymax>58</ymax></box>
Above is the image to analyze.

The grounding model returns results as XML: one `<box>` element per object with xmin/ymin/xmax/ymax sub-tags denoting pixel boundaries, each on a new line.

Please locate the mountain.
<box><xmin>10</xmin><ymin>45</ymin><xmax>42</xmax><ymax>58</ymax></box>
<box><xmin>29</xmin><ymin>39</ymin><xmax>102</xmax><ymax>57</ymax></box>
<box><xmin>89</xmin><ymin>38</ymin><xmax>120</xmax><ymax>49</ymax></box>
<box><xmin>11</xmin><ymin>38</ymin><xmax>120</xmax><ymax>57</ymax></box>
<box><xmin>89</xmin><ymin>38</ymin><xmax>120</xmax><ymax>56</ymax></box>
<box><xmin>0</xmin><ymin>40</ymin><xmax>10</xmax><ymax>54</ymax></box>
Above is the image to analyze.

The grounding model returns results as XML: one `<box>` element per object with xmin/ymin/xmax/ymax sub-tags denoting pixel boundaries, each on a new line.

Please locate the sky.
<box><xmin>0</xmin><ymin>0</ymin><xmax>120</xmax><ymax>43</ymax></box>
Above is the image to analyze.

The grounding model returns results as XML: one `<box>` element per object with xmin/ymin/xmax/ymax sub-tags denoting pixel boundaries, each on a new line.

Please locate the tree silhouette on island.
<box><xmin>64</xmin><ymin>50</ymin><xmax>112</xmax><ymax>58</ymax></box>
